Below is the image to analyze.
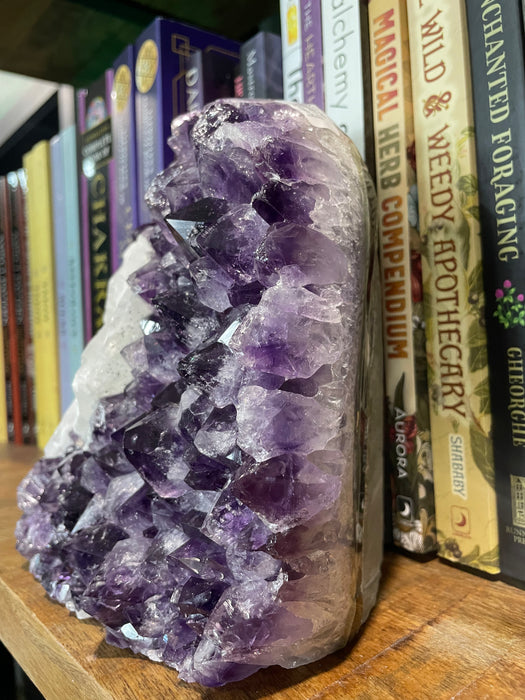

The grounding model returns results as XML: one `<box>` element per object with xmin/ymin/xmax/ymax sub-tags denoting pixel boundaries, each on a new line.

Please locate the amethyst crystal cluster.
<box><xmin>16</xmin><ymin>100</ymin><xmax>383</xmax><ymax>686</ymax></box>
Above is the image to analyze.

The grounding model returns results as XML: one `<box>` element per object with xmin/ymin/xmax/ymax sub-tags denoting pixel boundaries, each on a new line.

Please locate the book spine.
<box><xmin>241</xmin><ymin>32</ymin><xmax>284</xmax><ymax>100</ymax></box>
<box><xmin>186</xmin><ymin>50</ymin><xmax>238</xmax><ymax>108</ymax></box>
<box><xmin>61</xmin><ymin>126</ymin><xmax>84</xmax><ymax>401</ymax></box>
<box><xmin>77</xmin><ymin>71</ymin><xmax>115</xmax><ymax>340</ymax></box>
<box><xmin>112</xmin><ymin>46</ymin><xmax>139</xmax><ymax>265</ymax></box>
<box><xmin>51</xmin><ymin>129</ymin><xmax>84</xmax><ymax>413</ymax></box>
<box><xmin>7</xmin><ymin>173</ymin><xmax>32</xmax><ymax>444</ymax></box>
<box><xmin>186</xmin><ymin>51</ymin><xmax>205</xmax><ymax>110</ymax></box>
<box><xmin>320</xmin><ymin>0</ymin><xmax>366</xmax><ymax>158</ymax></box>
<box><xmin>134</xmin><ymin>18</ymin><xmax>240</xmax><ymax>225</ymax></box>
<box><xmin>12</xmin><ymin>170</ymin><xmax>36</xmax><ymax>444</ymax></box>
<box><xmin>22</xmin><ymin>142</ymin><xmax>61</xmax><ymax>449</ymax></box>
<box><xmin>301</xmin><ymin>0</ymin><xmax>324</xmax><ymax>108</ymax></box>
<box><xmin>1</xmin><ymin>176</ymin><xmax>25</xmax><ymax>444</ymax></box>
<box><xmin>369</xmin><ymin>0</ymin><xmax>436</xmax><ymax>554</ymax></box>
<box><xmin>280</xmin><ymin>0</ymin><xmax>305</xmax><ymax>101</ymax></box>
<box><xmin>407</xmin><ymin>1</ymin><xmax>499</xmax><ymax>573</ymax></box>
<box><xmin>465</xmin><ymin>0</ymin><xmax>525</xmax><ymax>581</ymax></box>
<box><xmin>50</xmin><ymin>134</ymin><xmax>68</xmax><ymax>415</ymax></box>
<box><xmin>0</xmin><ymin>179</ymin><xmax>14</xmax><ymax>442</ymax></box>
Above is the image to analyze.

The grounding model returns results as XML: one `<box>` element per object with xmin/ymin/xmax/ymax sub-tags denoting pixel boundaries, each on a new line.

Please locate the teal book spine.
<box><xmin>50</xmin><ymin>127</ymin><xmax>84</xmax><ymax>413</ymax></box>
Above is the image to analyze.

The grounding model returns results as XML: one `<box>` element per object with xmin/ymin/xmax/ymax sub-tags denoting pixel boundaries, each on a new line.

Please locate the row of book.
<box><xmin>281</xmin><ymin>0</ymin><xmax>525</xmax><ymax>583</ymax></box>
<box><xmin>5</xmin><ymin>0</ymin><xmax>525</xmax><ymax>585</ymax></box>
<box><xmin>0</xmin><ymin>16</ymin><xmax>284</xmax><ymax>451</ymax></box>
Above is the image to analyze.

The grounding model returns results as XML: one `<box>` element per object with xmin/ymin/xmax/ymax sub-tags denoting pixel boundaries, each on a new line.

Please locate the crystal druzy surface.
<box><xmin>16</xmin><ymin>100</ymin><xmax>383</xmax><ymax>686</ymax></box>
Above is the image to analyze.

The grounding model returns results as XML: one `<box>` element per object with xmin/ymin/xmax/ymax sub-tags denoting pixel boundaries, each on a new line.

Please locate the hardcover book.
<box><xmin>466</xmin><ymin>0</ymin><xmax>525</xmax><ymax>581</ymax></box>
<box><xmin>369</xmin><ymin>0</ymin><xmax>436</xmax><ymax>554</ymax></box>
<box><xmin>280</xmin><ymin>0</ymin><xmax>305</xmax><ymax>101</ymax></box>
<box><xmin>407</xmin><ymin>1</ymin><xmax>499</xmax><ymax>573</ymax></box>
<box><xmin>22</xmin><ymin>141</ymin><xmax>61</xmax><ymax>450</ymax></box>
<box><xmin>134</xmin><ymin>17</ymin><xmax>240</xmax><ymax>225</ymax></box>
<box><xmin>240</xmin><ymin>31</ymin><xmax>283</xmax><ymax>99</ymax></box>
<box><xmin>112</xmin><ymin>45</ymin><xmax>139</xmax><ymax>265</ymax></box>
<box><xmin>50</xmin><ymin>127</ymin><xmax>84</xmax><ymax>413</ymax></box>
<box><xmin>77</xmin><ymin>70</ymin><xmax>116</xmax><ymax>340</ymax></box>
<box><xmin>185</xmin><ymin>49</ymin><xmax>239</xmax><ymax>110</ymax></box>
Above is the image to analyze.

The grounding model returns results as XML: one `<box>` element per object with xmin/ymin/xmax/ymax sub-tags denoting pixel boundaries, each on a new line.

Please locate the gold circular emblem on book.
<box><xmin>112</xmin><ymin>65</ymin><xmax>132</xmax><ymax>112</ymax></box>
<box><xmin>136</xmin><ymin>39</ymin><xmax>158</xmax><ymax>94</ymax></box>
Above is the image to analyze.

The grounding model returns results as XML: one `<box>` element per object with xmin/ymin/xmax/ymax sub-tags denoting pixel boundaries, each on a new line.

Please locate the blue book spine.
<box><xmin>50</xmin><ymin>134</ymin><xmax>68</xmax><ymax>414</ymax></box>
<box><xmin>134</xmin><ymin>17</ymin><xmax>240</xmax><ymax>225</ymax></box>
<box><xmin>112</xmin><ymin>45</ymin><xmax>139</xmax><ymax>266</ymax></box>
<box><xmin>61</xmin><ymin>126</ymin><xmax>84</xmax><ymax>402</ymax></box>
<box><xmin>50</xmin><ymin>128</ymin><xmax>84</xmax><ymax>413</ymax></box>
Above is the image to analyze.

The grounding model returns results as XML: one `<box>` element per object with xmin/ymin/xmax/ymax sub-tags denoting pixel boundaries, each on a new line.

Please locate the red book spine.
<box><xmin>1</xmin><ymin>177</ymin><xmax>23</xmax><ymax>443</ymax></box>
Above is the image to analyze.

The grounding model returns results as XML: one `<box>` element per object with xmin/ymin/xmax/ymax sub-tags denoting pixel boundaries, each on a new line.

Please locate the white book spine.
<box><xmin>320</xmin><ymin>0</ymin><xmax>365</xmax><ymax>157</ymax></box>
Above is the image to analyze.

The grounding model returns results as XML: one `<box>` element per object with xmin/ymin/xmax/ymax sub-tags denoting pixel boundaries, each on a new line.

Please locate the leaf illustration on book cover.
<box><xmin>468</xmin><ymin>205</ymin><xmax>479</xmax><ymax>221</ymax></box>
<box><xmin>457</xmin><ymin>126</ymin><xmax>476</xmax><ymax>149</ymax></box>
<box><xmin>468</xmin><ymin>320</ymin><xmax>488</xmax><ymax>373</ymax></box>
<box><xmin>474</xmin><ymin>375</ymin><xmax>491</xmax><ymax>416</ymax></box>
<box><xmin>455</xmin><ymin>211</ymin><xmax>471</xmax><ymax>270</ymax></box>
<box><xmin>477</xmin><ymin>545</ymin><xmax>499</xmax><ymax>569</ymax></box>
<box><xmin>470</xmin><ymin>424</ymin><xmax>494</xmax><ymax>488</ymax></box>
<box><xmin>467</xmin><ymin>260</ymin><xmax>483</xmax><ymax>298</ymax></box>
<box><xmin>394</xmin><ymin>373</ymin><xmax>405</xmax><ymax>412</ymax></box>
<box><xmin>456</xmin><ymin>174</ymin><xmax>478</xmax><ymax>197</ymax></box>
<box><xmin>460</xmin><ymin>544</ymin><xmax>480</xmax><ymax>566</ymax></box>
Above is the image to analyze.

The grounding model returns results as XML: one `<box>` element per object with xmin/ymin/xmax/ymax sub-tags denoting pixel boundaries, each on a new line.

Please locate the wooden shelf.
<box><xmin>0</xmin><ymin>0</ymin><xmax>279</xmax><ymax>86</ymax></box>
<box><xmin>1</xmin><ymin>444</ymin><xmax>525</xmax><ymax>699</ymax></box>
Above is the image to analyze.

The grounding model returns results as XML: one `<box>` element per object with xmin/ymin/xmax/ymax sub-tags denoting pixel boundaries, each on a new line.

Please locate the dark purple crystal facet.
<box><xmin>15</xmin><ymin>99</ymin><xmax>381</xmax><ymax>686</ymax></box>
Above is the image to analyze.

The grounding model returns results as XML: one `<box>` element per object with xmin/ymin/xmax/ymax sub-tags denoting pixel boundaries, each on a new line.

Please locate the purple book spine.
<box><xmin>301</xmin><ymin>0</ymin><xmax>324</xmax><ymax>108</ymax></box>
<box><xmin>112</xmin><ymin>45</ymin><xmax>138</xmax><ymax>265</ymax></box>
<box><xmin>186</xmin><ymin>49</ymin><xmax>238</xmax><ymax>109</ymax></box>
<box><xmin>134</xmin><ymin>17</ymin><xmax>240</xmax><ymax>225</ymax></box>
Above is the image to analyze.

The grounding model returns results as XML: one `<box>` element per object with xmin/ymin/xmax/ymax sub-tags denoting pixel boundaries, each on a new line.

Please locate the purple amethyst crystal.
<box><xmin>16</xmin><ymin>99</ymin><xmax>383</xmax><ymax>686</ymax></box>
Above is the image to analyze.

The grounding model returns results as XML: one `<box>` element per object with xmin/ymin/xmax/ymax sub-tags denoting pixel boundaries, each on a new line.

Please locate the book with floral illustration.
<box><xmin>466</xmin><ymin>0</ymin><xmax>525</xmax><ymax>582</ymax></box>
<box><xmin>406</xmin><ymin>1</ymin><xmax>499</xmax><ymax>574</ymax></box>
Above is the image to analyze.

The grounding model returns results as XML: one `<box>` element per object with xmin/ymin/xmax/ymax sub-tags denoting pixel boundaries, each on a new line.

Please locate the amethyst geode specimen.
<box><xmin>16</xmin><ymin>100</ymin><xmax>383</xmax><ymax>686</ymax></box>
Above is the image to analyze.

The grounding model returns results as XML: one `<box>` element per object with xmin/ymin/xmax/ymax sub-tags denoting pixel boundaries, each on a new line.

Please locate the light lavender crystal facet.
<box><xmin>15</xmin><ymin>99</ymin><xmax>383</xmax><ymax>686</ymax></box>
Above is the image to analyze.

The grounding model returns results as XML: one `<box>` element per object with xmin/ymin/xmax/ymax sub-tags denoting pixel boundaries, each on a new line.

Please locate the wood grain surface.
<box><xmin>1</xmin><ymin>445</ymin><xmax>524</xmax><ymax>699</ymax></box>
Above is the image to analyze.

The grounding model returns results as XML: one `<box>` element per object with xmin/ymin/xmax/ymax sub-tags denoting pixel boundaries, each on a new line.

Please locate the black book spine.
<box><xmin>466</xmin><ymin>0</ymin><xmax>525</xmax><ymax>581</ymax></box>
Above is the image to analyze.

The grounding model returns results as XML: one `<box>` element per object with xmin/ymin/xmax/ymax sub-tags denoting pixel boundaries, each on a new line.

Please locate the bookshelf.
<box><xmin>2</xmin><ymin>445</ymin><xmax>525</xmax><ymax>699</ymax></box>
<box><xmin>2</xmin><ymin>2</ymin><xmax>525</xmax><ymax>698</ymax></box>
<box><xmin>0</xmin><ymin>0</ymin><xmax>278</xmax><ymax>86</ymax></box>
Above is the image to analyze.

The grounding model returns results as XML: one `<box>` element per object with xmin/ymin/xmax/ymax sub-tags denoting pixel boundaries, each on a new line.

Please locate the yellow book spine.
<box><xmin>23</xmin><ymin>142</ymin><xmax>60</xmax><ymax>449</ymax></box>
<box><xmin>369</xmin><ymin>0</ymin><xmax>436</xmax><ymax>554</ymax></box>
<box><xmin>406</xmin><ymin>1</ymin><xmax>499</xmax><ymax>573</ymax></box>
